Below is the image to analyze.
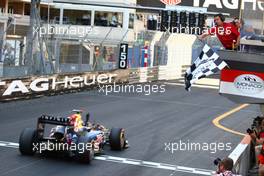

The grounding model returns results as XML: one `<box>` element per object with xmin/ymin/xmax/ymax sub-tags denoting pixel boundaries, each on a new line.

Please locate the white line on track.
<box><xmin>165</xmin><ymin>82</ymin><xmax>219</xmax><ymax>90</ymax></box>
<box><xmin>0</xmin><ymin>141</ymin><xmax>215</xmax><ymax>175</ymax></box>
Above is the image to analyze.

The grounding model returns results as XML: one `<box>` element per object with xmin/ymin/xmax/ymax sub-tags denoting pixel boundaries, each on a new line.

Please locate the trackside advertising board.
<box><xmin>218</xmin><ymin>50</ymin><xmax>264</xmax><ymax>104</ymax></box>
<box><xmin>220</xmin><ymin>68</ymin><xmax>264</xmax><ymax>102</ymax></box>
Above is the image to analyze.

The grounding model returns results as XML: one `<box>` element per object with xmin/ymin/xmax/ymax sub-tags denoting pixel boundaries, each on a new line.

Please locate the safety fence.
<box><xmin>0</xmin><ymin>35</ymin><xmax>172</xmax><ymax>78</ymax></box>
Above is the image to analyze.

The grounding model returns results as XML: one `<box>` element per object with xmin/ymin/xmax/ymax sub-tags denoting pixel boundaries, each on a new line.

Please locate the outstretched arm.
<box><xmin>198</xmin><ymin>33</ymin><xmax>210</xmax><ymax>40</ymax></box>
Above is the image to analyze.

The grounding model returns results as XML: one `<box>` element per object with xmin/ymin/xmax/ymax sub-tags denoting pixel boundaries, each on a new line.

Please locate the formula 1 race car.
<box><xmin>19</xmin><ymin>110</ymin><xmax>128</xmax><ymax>163</ymax></box>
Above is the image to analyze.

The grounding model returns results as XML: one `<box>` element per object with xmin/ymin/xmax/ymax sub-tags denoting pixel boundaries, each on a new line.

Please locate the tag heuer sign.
<box><xmin>160</xmin><ymin>0</ymin><xmax>182</xmax><ymax>5</ymax></box>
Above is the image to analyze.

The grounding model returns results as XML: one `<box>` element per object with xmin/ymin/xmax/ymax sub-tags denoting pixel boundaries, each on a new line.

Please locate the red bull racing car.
<box><xmin>19</xmin><ymin>110</ymin><xmax>128</xmax><ymax>163</ymax></box>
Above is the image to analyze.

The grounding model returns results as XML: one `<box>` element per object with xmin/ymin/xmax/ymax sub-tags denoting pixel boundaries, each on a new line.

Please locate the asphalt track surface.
<box><xmin>0</xmin><ymin>82</ymin><xmax>260</xmax><ymax>176</ymax></box>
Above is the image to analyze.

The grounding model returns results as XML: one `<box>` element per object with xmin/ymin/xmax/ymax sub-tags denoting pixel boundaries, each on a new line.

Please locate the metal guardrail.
<box><xmin>0</xmin><ymin>69</ymin><xmax>129</xmax><ymax>101</ymax></box>
<box><xmin>228</xmin><ymin>135</ymin><xmax>252</xmax><ymax>176</ymax></box>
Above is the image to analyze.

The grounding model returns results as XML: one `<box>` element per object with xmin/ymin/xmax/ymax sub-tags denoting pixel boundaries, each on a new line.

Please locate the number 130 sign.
<box><xmin>119</xmin><ymin>43</ymin><xmax>128</xmax><ymax>69</ymax></box>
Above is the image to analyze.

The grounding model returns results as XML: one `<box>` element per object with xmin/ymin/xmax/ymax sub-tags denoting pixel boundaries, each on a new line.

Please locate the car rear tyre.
<box><xmin>19</xmin><ymin>128</ymin><xmax>38</xmax><ymax>155</ymax></box>
<box><xmin>75</xmin><ymin>136</ymin><xmax>94</xmax><ymax>164</ymax></box>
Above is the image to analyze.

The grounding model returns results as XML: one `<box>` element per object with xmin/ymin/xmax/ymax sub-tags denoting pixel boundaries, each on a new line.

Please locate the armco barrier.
<box><xmin>0</xmin><ymin>69</ymin><xmax>130</xmax><ymax>101</ymax></box>
<box><xmin>0</xmin><ymin>66</ymin><xmax>177</xmax><ymax>102</ymax></box>
<box><xmin>228</xmin><ymin>135</ymin><xmax>252</xmax><ymax>176</ymax></box>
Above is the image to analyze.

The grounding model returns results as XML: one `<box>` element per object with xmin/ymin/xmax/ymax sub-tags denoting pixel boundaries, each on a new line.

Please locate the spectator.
<box><xmin>95</xmin><ymin>13</ymin><xmax>101</xmax><ymax>26</ymax></box>
<box><xmin>231</xmin><ymin>17</ymin><xmax>241</xmax><ymax>32</ymax></box>
<box><xmin>93</xmin><ymin>46</ymin><xmax>105</xmax><ymax>71</ymax></box>
<box><xmin>247</xmin><ymin>117</ymin><xmax>264</xmax><ymax>175</ymax></box>
<box><xmin>81</xmin><ymin>14</ymin><xmax>91</xmax><ymax>25</ymax></box>
<box><xmin>249</xmin><ymin>118</ymin><xmax>264</xmax><ymax>166</ymax></box>
<box><xmin>147</xmin><ymin>15</ymin><xmax>153</xmax><ymax>30</ymax></box>
<box><xmin>214</xmin><ymin>158</ymin><xmax>236</xmax><ymax>176</ymax></box>
<box><xmin>100</xmin><ymin>13</ymin><xmax>108</xmax><ymax>26</ymax></box>
<box><xmin>239</xmin><ymin>19</ymin><xmax>255</xmax><ymax>38</ymax></box>
<box><xmin>153</xmin><ymin>15</ymin><xmax>158</xmax><ymax>30</ymax></box>
<box><xmin>110</xmin><ymin>13</ymin><xmax>118</xmax><ymax>27</ymax></box>
<box><xmin>231</xmin><ymin>18</ymin><xmax>255</xmax><ymax>39</ymax></box>
<box><xmin>258</xmin><ymin>145</ymin><xmax>264</xmax><ymax>176</ymax></box>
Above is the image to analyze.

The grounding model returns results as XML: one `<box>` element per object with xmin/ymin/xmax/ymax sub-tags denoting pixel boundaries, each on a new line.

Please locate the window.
<box><xmin>129</xmin><ymin>13</ymin><xmax>135</xmax><ymax>29</ymax></box>
<box><xmin>63</xmin><ymin>9</ymin><xmax>91</xmax><ymax>25</ymax></box>
<box><xmin>60</xmin><ymin>43</ymin><xmax>91</xmax><ymax>64</ymax></box>
<box><xmin>0</xmin><ymin>0</ymin><xmax>6</xmax><ymax>13</ymax></box>
<box><xmin>94</xmin><ymin>11</ymin><xmax>123</xmax><ymax>27</ymax></box>
<box><xmin>93</xmin><ymin>45</ymin><xmax>119</xmax><ymax>70</ymax></box>
<box><xmin>82</xmin><ymin>46</ymin><xmax>90</xmax><ymax>64</ymax></box>
<box><xmin>24</xmin><ymin>3</ymin><xmax>30</xmax><ymax>16</ymax></box>
<box><xmin>46</xmin><ymin>8</ymin><xmax>60</xmax><ymax>24</ymax></box>
<box><xmin>39</xmin><ymin>8</ymin><xmax>62</xmax><ymax>24</ymax></box>
<box><xmin>8</xmin><ymin>2</ymin><xmax>23</xmax><ymax>15</ymax></box>
<box><xmin>2</xmin><ymin>39</ymin><xmax>22</xmax><ymax>66</ymax></box>
<box><xmin>40</xmin><ymin>6</ymin><xmax>48</xmax><ymax>23</ymax></box>
<box><xmin>60</xmin><ymin>44</ymin><xmax>79</xmax><ymax>64</ymax></box>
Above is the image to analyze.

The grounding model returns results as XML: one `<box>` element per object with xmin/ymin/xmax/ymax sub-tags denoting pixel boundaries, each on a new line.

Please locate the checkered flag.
<box><xmin>185</xmin><ymin>44</ymin><xmax>228</xmax><ymax>91</ymax></box>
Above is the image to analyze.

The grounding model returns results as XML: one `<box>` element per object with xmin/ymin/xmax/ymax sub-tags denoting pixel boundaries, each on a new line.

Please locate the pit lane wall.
<box><xmin>228</xmin><ymin>135</ymin><xmax>252</xmax><ymax>176</ymax></box>
<box><xmin>0</xmin><ymin>66</ymin><xmax>179</xmax><ymax>101</ymax></box>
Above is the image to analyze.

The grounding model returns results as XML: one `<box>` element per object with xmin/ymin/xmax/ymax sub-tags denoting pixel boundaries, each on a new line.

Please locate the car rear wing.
<box><xmin>36</xmin><ymin>115</ymin><xmax>73</xmax><ymax>140</ymax></box>
<box><xmin>38</xmin><ymin>115</ymin><xmax>71</xmax><ymax>126</ymax></box>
